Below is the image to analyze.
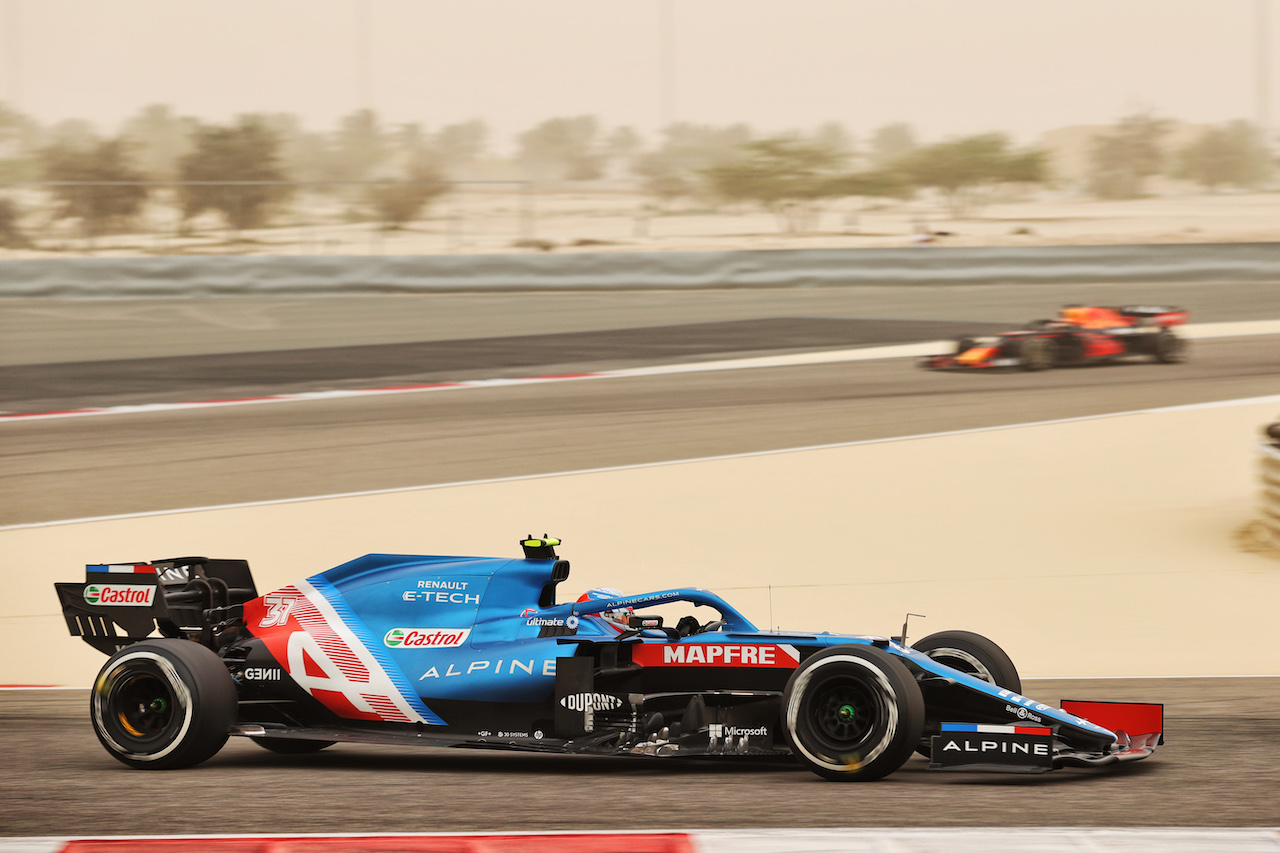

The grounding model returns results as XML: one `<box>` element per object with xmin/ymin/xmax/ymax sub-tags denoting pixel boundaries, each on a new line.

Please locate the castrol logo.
<box><xmin>383</xmin><ymin>627</ymin><xmax>471</xmax><ymax>648</ymax></box>
<box><xmin>83</xmin><ymin>584</ymin><xmax>156</xmax><ymax>606</ymax></box>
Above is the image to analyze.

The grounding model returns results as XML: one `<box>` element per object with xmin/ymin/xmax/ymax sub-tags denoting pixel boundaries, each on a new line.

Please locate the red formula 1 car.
<box><xmin>922</xmin><ymin>305</ymin><xmax>1189</xmax><ymax>371</ymax></box>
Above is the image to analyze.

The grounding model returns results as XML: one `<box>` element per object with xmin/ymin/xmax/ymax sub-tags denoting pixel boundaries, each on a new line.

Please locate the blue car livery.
<box><xmin>56</xmin><ymin>537</ymin><xmax>1162</xmax><ymax>781</ymax></box>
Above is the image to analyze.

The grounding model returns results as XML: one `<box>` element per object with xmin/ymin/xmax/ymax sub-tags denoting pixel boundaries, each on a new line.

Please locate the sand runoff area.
<box><xmin>3</xmin><ymin>396</ymin><xmax>1278</xmax><ymax>688</ymax></box>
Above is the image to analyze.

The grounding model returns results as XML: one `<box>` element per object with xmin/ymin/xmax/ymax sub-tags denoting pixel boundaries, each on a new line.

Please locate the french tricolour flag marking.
<box><xmin>86</xmin><ymin>564</ymin><xmax>157</xmax><ymax>574</ymax></box>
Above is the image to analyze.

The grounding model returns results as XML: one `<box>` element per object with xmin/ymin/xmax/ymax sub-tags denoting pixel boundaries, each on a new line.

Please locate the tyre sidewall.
<box><xmin>783</xmin><ymin>645</ymin><xmax>924</xmax><ymax>781</ymax></box>
<box><xmin>1155</xmin><ymin>331</ymin><xmax>1186</xmax><ymax>363</ymax></box>
<box><xmin>1018</xmin><ymin>336</ymin><xmax>1053</xmax><ymax>371</ymax></box>
<box><xmin>92</xmin><ymin>639</ymin><xmax>237</xmax><ymax>769</ymax></box>
<box><xmin>913</xmin><ymin>630</ymin><xmax>1021</xmax><ymax>694</ymax></box>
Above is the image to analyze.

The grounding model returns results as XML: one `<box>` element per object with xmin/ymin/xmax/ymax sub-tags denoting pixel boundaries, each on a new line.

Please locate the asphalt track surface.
<box><xmin>3</xmin><ymin>280</ymin><xmax>1280</xmax><ymax>834</ymax></box>
<box><xmin>1</xmin><ymin>679</ymin><xmax>1278</xmax><ymax>836</ymax></box>
<box><xmin>3</xmin><ymin>323</ymin><xmax>1278</xmax><ymax>526</ymax></box>
<box><xmin>4</xmin><ymin>281</ymin><xmax>1280</xmax><ymax>527</ymax></box>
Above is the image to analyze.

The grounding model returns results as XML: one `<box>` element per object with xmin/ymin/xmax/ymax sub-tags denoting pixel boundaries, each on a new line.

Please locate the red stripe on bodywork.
<box><xmin>60</xmin><ymin>834</ymin><xmax>699</xmax><ymax>852</ymax></box>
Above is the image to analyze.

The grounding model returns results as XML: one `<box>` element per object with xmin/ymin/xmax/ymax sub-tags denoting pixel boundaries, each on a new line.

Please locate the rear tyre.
<box><xmin>91</xmin><ymin>639</ymin><xmax>237</xmax><ymax>770</ymax></box>
<box><xmin>1153</xmin><ymin>330</ymin><xmax>1187</xmax><ymax>364</ymax></box>
<box><xmin>782</xmin><ymin>645</ymin><xmax>924</xmax><ymax>781</ymax></box>
<box><xmin>251</xmin><ymin>737</ymin><xmax>336</xmax><ymax>755</ymax></box>
<box><xmin>913</xmin><ymin>630</ymin><xmax>1020</xmax><ymax>693</ymax></box>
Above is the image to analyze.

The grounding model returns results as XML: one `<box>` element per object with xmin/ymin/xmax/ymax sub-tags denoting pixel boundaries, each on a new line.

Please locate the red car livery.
<box><xmin>922</xmin><ymin>305</ymin><xmax>1189</xmax><ymax>371</ymax></box>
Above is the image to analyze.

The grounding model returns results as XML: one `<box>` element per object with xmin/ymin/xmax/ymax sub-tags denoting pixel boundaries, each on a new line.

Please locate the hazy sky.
<box><xmin>4</xmin><ymin>0</ymin><xmax>1276</xmax><ymax>149</ymax></box>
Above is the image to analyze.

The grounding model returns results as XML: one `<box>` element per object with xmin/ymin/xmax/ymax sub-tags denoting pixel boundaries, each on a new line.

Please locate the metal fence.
<box><xmin>0</xmin><ymin>180</ymin><xmax>537</xmax><ymax>257</ymax></box>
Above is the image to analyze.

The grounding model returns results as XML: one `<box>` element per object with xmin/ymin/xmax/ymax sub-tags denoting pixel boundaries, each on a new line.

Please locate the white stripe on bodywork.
<box><xmin>288</xmin><ymin>579</ymin><xmax>436</xmax><ymax>726</ymax></box>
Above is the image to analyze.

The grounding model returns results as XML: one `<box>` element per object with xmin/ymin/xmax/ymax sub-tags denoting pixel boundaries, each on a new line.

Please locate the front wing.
<box><xmin>930</xmin><ymin>699</ymin><xmax>1163</xmax><ymax>772</ymax></box>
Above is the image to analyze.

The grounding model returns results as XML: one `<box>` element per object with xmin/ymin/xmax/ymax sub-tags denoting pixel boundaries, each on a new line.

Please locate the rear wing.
<box><xmin>54</xmin><ymin>557</ymin><xmax>258</xmax><ymax>655</ymax></box>
<box><xmin>1119</xmin><ymin>305</ymin><xmax>1188</xmax><ymax>327</ymax></box>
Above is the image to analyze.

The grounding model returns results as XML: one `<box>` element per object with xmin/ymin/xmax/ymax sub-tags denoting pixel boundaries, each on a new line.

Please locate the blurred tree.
<box><xmin>44</xmin><ymin>118</ymin><xmax>99</xmax><ymax>151</ymax></box>
<box><xmin>261</xmin><ymin>113</ymin><xmax>332</xmax><ymax>183</ymax></box>
<box><xmin>119</xmin><ymin>104</ymin><xmax>196</xmax><ymax>181</ymax></box>
<box><xmin>869</xmin><ymin>122</ymin><xmax>918</xmax><ymax>166</ymax></box>
<box><xmin>40</xmin><ymin>137</ymin><xmax>148</xmax><ymax>234</ymax></box>
<box><xmin>0</xmin><ymin>102</ymin><xmax>41</xmax><ymax>180</ymax></box>
<box><xmin>813</xmin><ymin>121</ymin><xmax>855</xmax><ymax>158</ymax></box>
<box><xmin>0</xmin><ymin>102</ymin><xmax>37</xmax><ymax>152</ymax></box>
<box><xmin>895</xmin><ymin>133</ymin><xmax>1047</xmax><ymax>217</ymax></box>
<box><xmin>177</xmin><ymin>116</ymin><xmax>290</xmax><ymax>231</ymax></box>
<box><xmin>0</xmin><ymin>197</ymin><xmax>31</xmax><ymax>248</ymax></box>
<box><xmin>632</xmin><ymin>151</ymin><xmax>695</xmax><ymax>207</ymax></box>
<box><xmin>1174</xmin><ymin>120</ymin><xmax>1272</xmax><ymax>191</ymax></box>
<box><xmin>633</xmin><ymin>122</ymin><xmax>753</xmax><ymax>206</ymax></box>
<box><xmin>603</xmin><ymin>125</ymin><xmax>644</xmax><ymax>177</ymax></box>
<box><xmin>390</xmin><ymin>122</ymin><xmax>432</xmax><ymax>177</ymax></box>
<box><xmin>366</xmin><ymin>166</ymin><xmax>450</xmax><ymax>230</ymax></box>
<box><xmin>332</xmin><ymin>109</ymin><xmax>387</xmax><ymax>181</ymax></box>
<box><xmin>826</xmin><ymin>168</ymin><xmax>913</xmax><ymax>202</ymax></box>
<box><xmin>383</xmin><ymin>120</ymin><xmax>488</xmax><ymax>181</ymax></box>
<box><xmin>432</xmin><ymin>119</ymin><xmax>488</xmax><ymax>175</ymax></box>
<box><xmin>517</xmin><ymin>115</ymin><xmax>603</xmax><ymax>181</ymax></box>
<box><xmin>1086</xmin><ymin>112</ymin><xmax>1171</xmax><ymax>199</ymax></box>
<box><xmin>701</xmin><ymin>135</ymin><xmax>851</xmax><ymax>232</ymax></box>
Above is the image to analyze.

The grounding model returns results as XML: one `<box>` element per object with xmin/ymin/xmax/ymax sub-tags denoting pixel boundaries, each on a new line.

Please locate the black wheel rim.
<box><xmin>102</xmin><ymin>666</ymin><xmax>181</xmax><ymax>747</ymax></box>
<box><xmin>803</xmin><ymin>673</ymin><xmax>887</xmax><ymax>754</ymax></box>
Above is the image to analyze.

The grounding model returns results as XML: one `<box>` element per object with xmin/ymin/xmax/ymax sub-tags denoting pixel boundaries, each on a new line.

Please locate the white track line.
<box><xmin>6</xmin><ymin>392</ymin><xmax>1279</xmax><ymax>533</ymax></box>
<box><xmin>4</xmin><ymin>319</ymin><xmax>1276</xmax><ymax>423</ymax></box>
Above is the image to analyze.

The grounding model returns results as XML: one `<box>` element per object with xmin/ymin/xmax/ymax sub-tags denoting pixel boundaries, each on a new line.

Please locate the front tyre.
<box><xmin>1016</xmin><ymin>336</ymin><xmax>1055</xmax><ymax>371</ymax></box>
<box><xmin>1153</xmin><ymin>330</ymin><xmax>1187</xmax><ymax>364</ymax></box>
<box><xmin>91</xmin><ymin>639</ymin><xmax>237</xmax><ymax>770</ymax></box>
<box><xmin>782</xmin><ymin>645</ymin><xmax>924</xmax><ymax>781</ymax></box>
<box><xmin>913</xmin><ymin>630</ymin><xmax>1020</xmax><ymax>693</ymax></box>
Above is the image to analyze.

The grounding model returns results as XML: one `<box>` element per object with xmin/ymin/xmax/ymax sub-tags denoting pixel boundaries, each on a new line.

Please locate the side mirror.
<box><xmin>628</xmin><ymin>615</ymin><xmax>663</xmax><ymax>630</ymax></box>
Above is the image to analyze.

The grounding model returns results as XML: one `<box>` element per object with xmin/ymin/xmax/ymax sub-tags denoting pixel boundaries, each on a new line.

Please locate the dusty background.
<box><xmin>7</xmin><ymin>188</ymin><xmax>1280</xmax><ymax>259</ymax></box>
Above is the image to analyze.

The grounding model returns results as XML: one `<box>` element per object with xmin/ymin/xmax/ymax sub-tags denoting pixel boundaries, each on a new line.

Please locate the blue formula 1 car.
<box><xmin>54</xmin><ymin>537</ymin><xmax>1163</xmax><ymax>781</ymax></box>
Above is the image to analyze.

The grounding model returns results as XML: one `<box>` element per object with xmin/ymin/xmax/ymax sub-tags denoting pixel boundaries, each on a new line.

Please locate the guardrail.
<box><xmin>4</xmin><ymin>242</ymin><xmax>1280</xmax><ymax>297</ymax></box>
<box><xmin>1262</xmin><ymin>422</ymin><xmax>1280</xmax><ymax>548</ymax></box>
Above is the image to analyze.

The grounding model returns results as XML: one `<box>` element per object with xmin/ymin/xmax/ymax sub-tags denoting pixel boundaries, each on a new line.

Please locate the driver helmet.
<box><xmin>577</xmin><ymin>587</ymin><xmax>633</xmax><ymax>632</ymax></box>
